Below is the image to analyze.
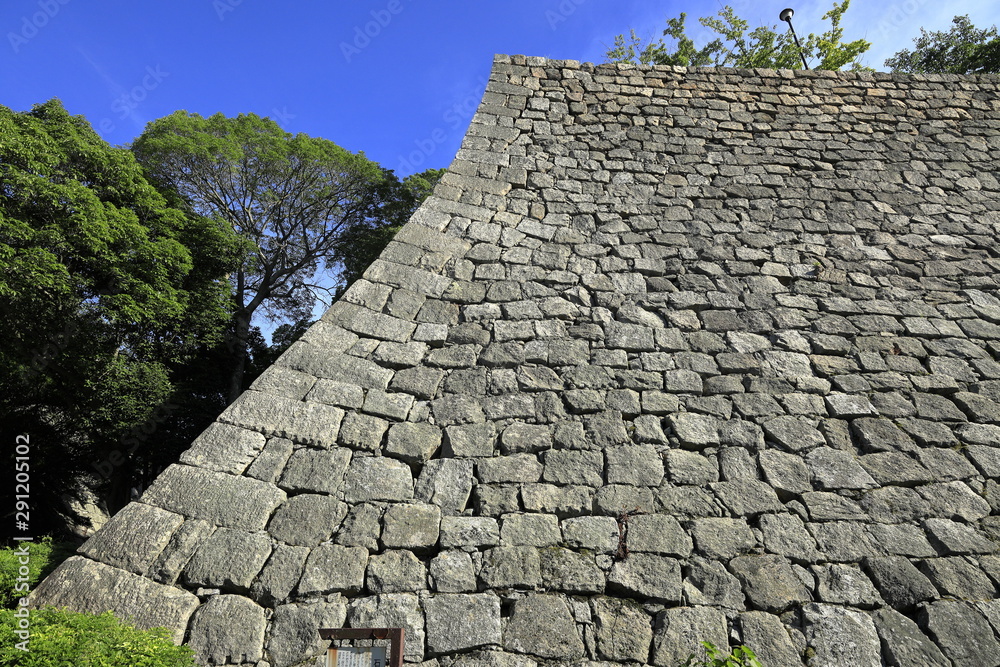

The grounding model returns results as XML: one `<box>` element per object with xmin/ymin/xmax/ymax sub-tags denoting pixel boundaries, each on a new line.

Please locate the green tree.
<box><xmin>132</xmin><ymin>112</ymin><xmax>402</xmax><ymax>403</ymax></box>
<box><xmin>0</xmin><ymin>100</ymin><xmax>242</xmax><ymax>528</ymax></box>
<box><xmin>885</xmin><ymin>15</ymin><xmax>1000</xmax><ymax>74</ymax></box>
<box><xmin>607</xmin><ymin>1</ymin><xmax>870</xmax><ymax>71</ymax></box>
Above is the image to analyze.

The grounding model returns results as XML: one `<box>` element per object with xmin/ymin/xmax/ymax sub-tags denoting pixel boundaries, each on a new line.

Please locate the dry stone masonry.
<box><xmin>31</xmin><ymin>54</ymin><xmax>1000</xmax><ymax>666</ymax></box>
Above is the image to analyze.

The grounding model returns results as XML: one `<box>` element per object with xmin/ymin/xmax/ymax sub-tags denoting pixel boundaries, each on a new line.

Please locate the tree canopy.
<box><xmin>0</xmin><ymin>100</ymin><xmax>242</xmax><ymax>529</ymax></box>
<box><xmin>885</xmin><ymin>15</ymin><xmax>1000</xmax><ymax>74</ymax></box>
<box><xmin>607</xmin><ymin>1</ymin><xmax>870</xmax><ymax>71</ymax></box>
<box><xmin>131</xmin><ymin>112</ymin><xmax>408</xmax><ymax>402</ymax></box>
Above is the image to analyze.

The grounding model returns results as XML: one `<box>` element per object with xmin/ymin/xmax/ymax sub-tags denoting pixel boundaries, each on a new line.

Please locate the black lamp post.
<box><xmin>780</xmin><ymin>8</ymin><xmax>810</xmax><ymax>70</ymax></box>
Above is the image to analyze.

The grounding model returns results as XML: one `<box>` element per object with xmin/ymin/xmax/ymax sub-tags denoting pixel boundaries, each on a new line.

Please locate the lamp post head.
<box><xmin>779</xmin><ymin>8</ymin><xmax>794</xmax><ymax>22</ymax></box>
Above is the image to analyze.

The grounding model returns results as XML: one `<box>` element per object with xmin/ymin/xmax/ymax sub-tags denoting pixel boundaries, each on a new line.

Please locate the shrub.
<box><xmin>0</xmin><ymin>538</ymin><xmax>76</xmax><ymax>609</ymax></box>
<box><xmin>0</xmin><ymin>607</ymin><xmax>197</xmax><ymax>667</ymax></box>
<box><xmin>680</xmin><ymin>641</ymin><xmax>763</xmax><ymax>667</ymax></box>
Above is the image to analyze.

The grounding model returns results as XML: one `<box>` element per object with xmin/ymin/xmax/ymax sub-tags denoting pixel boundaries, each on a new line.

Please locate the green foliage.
<box><xmin>131</xmin><ymin>110</ymin><xmax>409</xmax><ymax>402</ymax></box>
<box><xmin>0</xmin><ymin>538</ymin><xmax>75</xmax><ymax>609</ymax></box>
<box><xmin>680</xmin><ymin>642</ymin><xmax>763</xmax><ymax>667</ymax></box>
<box><xmin>0</xmin><ymin>607</ymin><xmax>196</xmax><ymax>667</ymax></box>
<box><xmin>607</xmin><ymin>1</ymin><xmax>870</xmax><ymax>71</ymax></box>
<box><xmin>885</xmin><ymin>15</ymin><xmax>1000</xmax><ymax>74</ymax></box>
<box><xmin>0</xmin><ymin>99</ymin><xmax>242</xmax><ymax>524</ymax></box>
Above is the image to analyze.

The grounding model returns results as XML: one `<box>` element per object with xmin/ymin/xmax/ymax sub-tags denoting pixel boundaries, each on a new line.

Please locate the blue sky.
<box><xmin>4</xmin><ymin>0</ymin><xmax>997</xmax><ymax>339</ymax></box>
<box><xmin>4</xmin><ymin>0</ymin><xmax>998</xmax><ymax>178</ymax></box>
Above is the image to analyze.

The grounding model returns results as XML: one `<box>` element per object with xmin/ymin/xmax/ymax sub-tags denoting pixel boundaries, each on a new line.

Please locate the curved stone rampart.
<box><xmin>32</xmin><ymin>54</ymin><xmax>1000</xmax><ymax>666</ymax></box>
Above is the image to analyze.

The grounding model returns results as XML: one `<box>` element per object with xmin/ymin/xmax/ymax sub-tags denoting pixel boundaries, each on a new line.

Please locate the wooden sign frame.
<box><xmin>319</xmin><ymin>627</ymin><xmax>404</xmax><ymax>667</ymax></box>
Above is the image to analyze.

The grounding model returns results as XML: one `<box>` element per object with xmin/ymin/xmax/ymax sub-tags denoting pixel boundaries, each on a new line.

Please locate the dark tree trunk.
<box><xmin>227</xmin><ymin>310</ymin><xmax>252</xmax><ymax>405</ymax></box>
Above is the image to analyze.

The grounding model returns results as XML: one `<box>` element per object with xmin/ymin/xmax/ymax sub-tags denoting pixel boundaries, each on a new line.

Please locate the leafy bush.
<box><xmin>0</xmin><ymin>607</ymin><xmax>196</xmax><ymax>667</ymax></box>
<box><xmin>681</xmin><ymin>641</ymin><xmax>763</xmax><ymax>667</ymax></box>
<box><xmin>0</xmin><ymin>538</ymin><xmax>76</xmax><ymax>609</ymax></box>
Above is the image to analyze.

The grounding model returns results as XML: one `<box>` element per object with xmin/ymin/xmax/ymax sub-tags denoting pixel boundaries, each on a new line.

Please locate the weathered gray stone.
<box><xmin>607</xmin><ymin>553</ymin><xmax>681</xmax><ymax>603</ymax></box>
<box><xmin>141</xmin><ymin>464</ymin><xmax>286</xmax><ymax>531</ymax></box>
<box><xmin>429</xmin><ymin>550</ymin><xmax>477</xmax><ymax>593</ymax></box>
<box><xmin>918</xmin><ymin>555</ymin><xmax>997</xmax><ymax>599</ymax></box>
<box><xmin>591</xmin><ymin>596</ymin><xmax>653</xmax><ymax>663</ymax></box>
<box><xmin>504</xmin><ymin>593</ymin><xmax>585</xmax><ymax>660</ymax></box>
<box><xmin>500</xmin><ymin>421</ymin><xmax>552</xmax><ymax>453</ymax></box>
<box><xmin>757</xmin><ymin>449</ymin><xmax>811</xmax><ymax>496</ymax></box>
<box><xmin>343</xmin><ymin>456</ymin><xmax>414</xmax><ymax>503</ymax></box>
<box><xmin>250</xmin><ymin>544</ymin><xmax>310</xmax><ymax>606</ymax></box>
<box><xmin>543</xmin><ymin>449</ymin><xmax>604</xmax><ymax>486</ymax></box>
<box><xmin>443</xmin><ymin>422</ymin><xmax>497</xmax><ymax>457</ymax></box>
<box><xmin>347</xmin><ymin>593</ymin><xmax>425</xmax><ymax>662</ymax></box>
<box><xmin>758</xmin><ymin>513</ymin><xmax>822</xmax><ymax>562</ymax></box>
<box><xmin>187</xmin><ymin>594</ymin><xmax>266</xmax><ymax>664</ymax></box>
<box><xmin>560</xmin><ymin>515</ymin><xmax>619</xmax><ymax>553</ymax></box>
<box><xmin>440</xmin><ymin>516</ymin><xmax>500</xmax><ymax>549</ymax></box>
<box><xmin>278</xmin><ymin>447</ymin><xmax>352</xmax><ymax>495</ymax></box>
<box><xmin>298</xmin><ymin>544</ymin><xmax>367</xmax><ymax>595</ymax></box>
<box><xmin>500</xmin><ymin>513</ymin><xmax>560</xmax><ymax>547</ymax></box>
<box><xmin>367</xmin><ymin>549</ymin><xmax>427</xmax><ymax>593</ymax></box>
<box><xmin>479</xmin><ymin>546</ymin><xmax>541</xmax><ymax>588</ymax></box>
<box><xmin>268</xmin><ymin>494</ymin><xmax>347</xmax><ymax>547</ymax></box>
<box><xmin>862</xmin><ymin>556</ymin><xmax>938</xmax><ymax>611</ymax></box>
<box><xmin>737</xmin><ymin>611</ymin><xmax>801</xmax><ymax>667</ymax></box>
<box><xmin>920</xmin><ymin>600</ymin><xmax>1000</xmax><ymax>666</ymax></box>
<box><xmin>626</xmin><ymin>514</ymin><xmax>692</xmax><ymax>557</ymax></box>
<box><xmin>802</xmin><ymin>603</ymin><xmax>881</xmax><ymax>667</ymax></box>
<box><xmin>806</xmin><ymin>447</ymin><xmax>878</xmax><ymax>490</ymax></box>
<box><xmin>382</xmin><ymin>503</ymin><xmax>441</xmax><ymax>550</ymax></box>
<box><xmin>924</xmin><ymin>517</ymin><xmax>998</xmax><ymax>554</ymax></box>
<box><xmin>666</xmin><ymin>449</ymin><xmax>718</xmax><ymax>486</ymax></box>
<box><xmin>477</xmin><ymin>453</ymin><xmax>542</xmax><ymax>484</ymax></box>
<box><xmin>683</xmin><ymin>557</ymin><xmax>745</xmax><ymax>609</ymax></box>
<box><xmin>710</xmin><ymin>480</ymin><xmax>784</xmax><ymax>516</ymax></box>
<box><xmin>729</xmin><ymin>554</ymin><xmax>812</xmax><ymax>613</ymax></box>
<box><xmin>871</xmin><ymin>607</ymin><xmax>950</xmax><ymax>667</ymax></box>
<box><xmin>179</xmin><ymin>423</ymin><xmax>267</xmax><ymax>474</ymax></box>
<box><xmin>521</xmin><ymin>483</ymin><xmax>592</xmax><ymax>517</ymax></box>
<box><xmin>425</xmin><ymin>593</ymin><xmax>502</xmax><ymax>654</ymax></box>
<box><xmin>606</xmin><ymin>444</ymin><xmax>665</xmax><ymax>486</ymax></box>
<box><xmin>918</xmin><ymin>480</ymin><xmax>991</xmax><ymax>521</ymax></box>
<box><xmin>219</xmin><ymin>391</ymin><xmax>345</xmax><ymax>447</ymax></box>
<box><xmin>182</xmin><ymin>527</ymin><xmax>271</xmax><ymax>591</ymax></box>
<box><xmin>336</xmin><ymin>503</ymin><xmax>382</xmax><ymax>551</ymax></box>
<box><xmin>386</xmin><ymin>422</ymin><xmax>443</xmax><ymax>463</ymax></box>
<box><xmin>539</xmin><ymin>547</ymin><xmax>604</xmax><ymax>594</ymax></box>
<box><xmin>29</xmin><ymin>556</ymin><xmax>200</xmax><ymax>643</ymax></box>
<box><xmin>691</xmin><ymin>517</ymin><xmax>756</xmax><ymax>559</ymax></box>
<box><xmin>150</xmin><ymin>518</ymin><xmax>215</xmax><ymax>585</ymax></box>
<box><xmin>762</xmin><ymin>416</ymin><xmax>826</xmax><ymax>452</ymax></box>
<box><xmin>245</xmin><ymin>437</ymin><xmax>295</xmax><ymax>483</ymax></box>
<box><xmin>670</xmin><ymin>412</ymin><xmax>720</xmax><ymax>448</ymax></box>
<box><xmin>651</xmin><ymin>606</ymin><xmax>728</xmax><ymax>667</ymax></box>
<box><xmin>415</xmin><ymin>458</ymin><xmax>474</xmax><ymax>515</ymax></box>
<box><xmin>78</xmin><ymin>502</ymin><xmax>184</xmax><ymax>575</ymax></box>
<box><xmin>337</xmin><ymin>411</ymin><xmax>390</xmax><ymax>451</ymax></box>
<box><xmin>267</xmin><ymin>601</ymin><xmax>347</xmax><ymax>667</ymax></box>
<box><xmin>814</xmin><ymin>563</ymin><xmax>883</xmax><ymax>608</ymax></box>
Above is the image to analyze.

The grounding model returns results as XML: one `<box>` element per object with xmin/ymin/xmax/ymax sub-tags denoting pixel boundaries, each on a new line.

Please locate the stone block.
<box><xmin>366</xmin><ymin>550</ymin><xmax>427</xmax><ymax>593</ymax></box>
<box><xmin>802</xmin><ymin>603</ymin><xmax>881</xmax><ymax>667</ymax></box>
<box><xmin>268</xmin><ymin>494</ymin><xmax>347</xmax><ymax>547</ymax></box>
<box><xmin>729</xmin><ymin>554</ymin><xmax>812</xmax><ymax>613</ymax></box>
<box><xmin>382</xmin><ymin>503</ymin><xmax>441</xmax><ymax>550</ymax></box>
<box><xmin>607</xmin><ymin>553</ymin><xmax>681</xmax><ymax>603</ymax></box>
<box><xmin>278</xmin><ymin>447</ymin><xmax>352</xmax><ymax>495</ymax></box>
<box><xmin>651</xmin><ymin>606</ymin><xmax>728</xmax><ymax>667</ymax></box>
<box><xmin>606</xmin><ymin>444</ymin><xmax>665</xmax><ymax>486</ymax></box>
<box><xmin>425</xmin><ymin>593</ymin><xmax>502</xmax><ymax>654</ymax></box>
<box><xmin>343</xmin><ymin>456</ymin><xmax>414</xmax><ymax>503</ymax></box>
<box><xmin>141</xmin><ymin>465</ymin><xmax>286</xmax><ymax>532</ymax></box>
<box><xmin>504</xmin><ymin>593</ymin><xmax>585</xmax><ymax>660</ymax></box>
<box><xmin>219</xmin><ymin>391</ymin><xmax>344</xmax><ymax>447</ymax></box>
<box><xmin>78</xmin><ymin>502</ymin><xmax>183</xmax><ymax>576</ymax></box>
<box><xmin>182</xmin><ymin>527</ymin><xmax>272</xmax><ymax>592</ymax></box>
<box><xmin>29</xmin><ymin>556</ymin><xmax>200</xmax><ymax>644</ymax></box>
<box><xmin>250</xmin><ymin>544</ymin><xmax>310</xmax><ymax>606</ymax></box>
<box><xmin>429</xmin><ymin>550</ymin><xmax>477</xmax><ymax>593</ymax></box>
<box><xmin>415</xmin><ymin>458</ymin><xmax>474</xmax><ymax>514</ymax></box>
<box><xmin>444</xmin><ymin>422</ymin><xmax>497</xmax><ymax>457</ymax></box>
<box><xmin>179</xmin><ymin>423</ymin><xmax>267</xmax><ymax>475</ymax></box>
<box><xmin>591</xmin><ymin>596</ymin><xmax>653</xmax><ymax>663</ymax></box>
<box><xmin>187</xmin><ymin>594</ymin><xmax>266</xmax><ymax>664</ymax></box>
<box><xmin>479</xmin><ymin>546</ymin><xmax>541</xmax><ymax>588</ymax></box>
<box><xmin>560</xmin><ymin>515</ymin><xmax>619</xmax><ymax>553</ymax></box>
<box><xmin>626</xmin><ymin>514</ymin><xmax>693</xmax><ymax>557</ymax></box>
<box><xmin>538</xmin><ymin>547</ymin><xmax>604</xmax><ymax>594</ymax></box>
<box><xmin>500</xmin><ymin>513</ymin><xmax>560</xmax><ymax>547</ymax></box>
<box><xmin>440</xmin><ymin>516</ymin><xmax>500</xmax><ymax>549</ymax></box>
<box><xmin>298</xmin><ymin>544</ymin><xmax>367</xmax><ymax>595</ymax></box>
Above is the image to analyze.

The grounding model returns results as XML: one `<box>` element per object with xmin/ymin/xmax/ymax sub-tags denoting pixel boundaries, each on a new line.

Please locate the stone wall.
<box><xmin>31</xmin><ymin>54</ymin><xmax>1000</xmax><ymax>666</ymax></box>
